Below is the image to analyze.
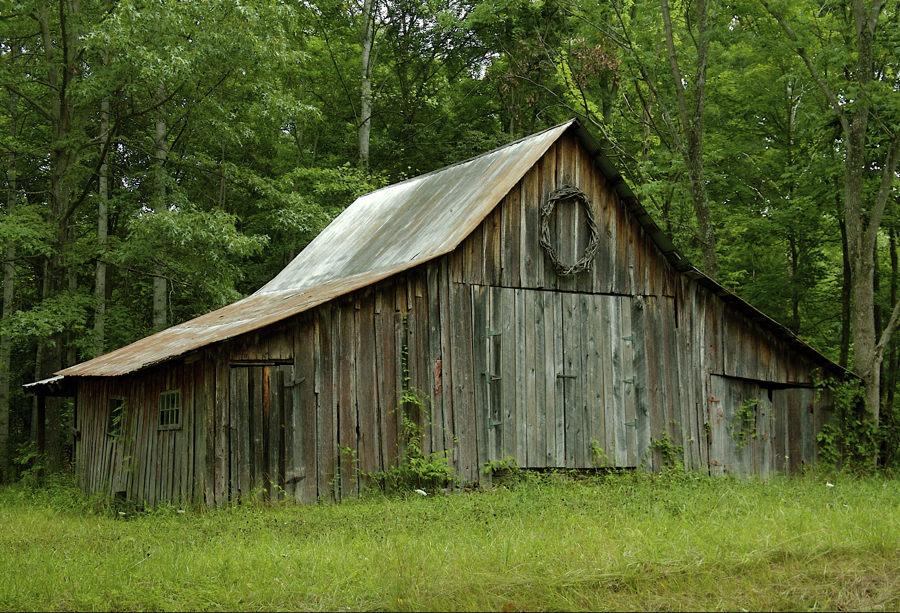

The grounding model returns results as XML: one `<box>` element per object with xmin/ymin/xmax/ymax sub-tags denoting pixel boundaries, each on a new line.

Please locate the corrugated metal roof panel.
<box><xmin>58</xmin><ymin>121</ymin><xmax>574</xmax><ymax>377</ymax></box>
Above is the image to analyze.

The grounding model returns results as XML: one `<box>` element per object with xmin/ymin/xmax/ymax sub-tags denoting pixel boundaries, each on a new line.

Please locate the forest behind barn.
<box><xmin>1</xmin><ymin>0</ymin><xmax>899</xmax><ymax>480</ymax></box>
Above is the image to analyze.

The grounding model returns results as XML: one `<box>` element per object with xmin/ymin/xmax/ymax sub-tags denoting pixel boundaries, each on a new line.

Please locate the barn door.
<box><xmin>707</xmin><ymin>375</ymin><xmax>775</xmax><ymax>477</ymax></box>
<box><xmin>473</xmin><ymin>286</ymin><xmax>636</xmax><ymax>470</ymax></box>
<box><xmin>228</xmin><ymin>363</ymin><xmax>293</xmax><ymax>499</ymax></box>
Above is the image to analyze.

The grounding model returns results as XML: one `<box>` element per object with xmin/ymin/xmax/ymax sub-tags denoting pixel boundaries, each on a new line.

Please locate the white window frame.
<box><xmin>158</xmin><ymin>389</ymin><xmax>182</xmax><ymax>431</ymax></box>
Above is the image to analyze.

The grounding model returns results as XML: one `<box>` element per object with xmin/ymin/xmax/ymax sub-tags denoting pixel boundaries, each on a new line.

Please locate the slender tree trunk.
<box><xmin>94</xmin><ymin>91</ymin><xmax>109</xmax><ymax>357</ymax></box>
<box><xmin>659</xmin><ymin>0</ymin><xmax>718</xmax><ymax>280</ymax></box>
<box><xmin>358</xmin><ymin>0</ymin><xmax>374</xmax><ymax>170</ymax></box>
<box><xmin>839</xmin><ymin>217</ymin><xmax>852</xmax><ymax>368</ymax></box>
<box><xmin>0</xmin><ymin>71</ymin><xmax>18</xmax><ymax>482</ymax></box>
<box><xmin>153</xmin><ymin>99</ymin><xmax>168</xmax><ymax>330</ymax></box>
<box><xmin>37</xmin><ymin>4</ymin><xmax>81</xmax><ymax>468</ymax></box>
<box><xmin>887</xmin><ymin>229</ymin><xmax>898</xmax><ymax>412</ymax></box>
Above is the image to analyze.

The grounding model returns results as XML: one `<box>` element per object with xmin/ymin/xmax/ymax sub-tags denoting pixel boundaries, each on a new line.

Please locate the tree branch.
<box><xmin>758</xmin><ymin>0</ymin><xmax>850</xmax><ymax>137</ymax></box>
<box><xmin>862</xmin><ymin>132</ymin><xmax>900</xmax><ymax>255</ymax></box>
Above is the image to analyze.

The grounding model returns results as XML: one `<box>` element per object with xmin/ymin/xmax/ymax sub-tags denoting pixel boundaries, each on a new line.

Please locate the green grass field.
<box><xmin>1</xmin><ymin>471</ymin><xmax>898</xmax><ymax>611</ymax></box>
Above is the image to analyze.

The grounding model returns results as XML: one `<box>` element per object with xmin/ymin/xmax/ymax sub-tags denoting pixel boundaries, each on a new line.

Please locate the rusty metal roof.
<box><xmin>57</xmin><ymin>121</ymin><xmax>574</xmax><ymax>377</ymax></box>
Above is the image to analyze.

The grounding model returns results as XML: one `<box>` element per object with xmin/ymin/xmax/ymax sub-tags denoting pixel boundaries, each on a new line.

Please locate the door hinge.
<box><xmin>556</xmin><ymin>373</ymin><xmax>577</xmax><ymax>379</ymax></box>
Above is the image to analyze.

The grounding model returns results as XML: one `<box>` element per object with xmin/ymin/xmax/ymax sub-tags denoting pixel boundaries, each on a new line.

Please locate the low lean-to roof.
<box><xmin>57</xmin><ymin>121</ymin><xmax>574</xmax><ymax>377</ymax></box>
<box><xmin>49</xmin><ymin>119</ymin><xmax>846</xmax><ymax>381</ymax></box>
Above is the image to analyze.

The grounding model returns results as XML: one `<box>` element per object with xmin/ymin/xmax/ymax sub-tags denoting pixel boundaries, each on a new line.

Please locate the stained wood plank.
<box><xmin>451</xmin><ymin>282</ymin><xmax>477</xmax><ymax>482</ymax></box>
<box><xmin>426</xmin><ymin>265</ymin><xmax>446</xmax><ymax>461</ymax></box>
<box><xmin>465</xmin><ymin>223</ymin><xmax>484</xmax><ymax>286</ymax></box>
<box><xmin>539</xmin><ymin>143</ymin><xmax>558</xmax><ymax>289</ymax></box>
<box><xmin>438</xmin><ymin>261</ymin><xmax>456</xmax><ymax>470</ymax></box>
<box><xmin>523</xmin><ymin>290</ymin><xmax>538</xmax><ymax>466</ymax></box>
<box><xmin>338</xmin><ymin>303</ymin><xmax>358</xmax><ymax>499</ymax></box>
<box><xmin>483</xmin><ymin>206</ymin><xmax>502</xmax><ymax>287</ymax></box>
<box><xmin>621</xmin><ymin>297</ymin><xmax>636</xmax><ymax>467</ymax></box>
<box><xmin>314</xmin><ymin>308</ymin><xmax>335</xmax><ymax>501</ymax></box>
<box><xmin>356</xmin><ymin>292</ymin><xmax>378</xmax><ymax>494</ymax></box>
<box><xmin>632</xmin><ymin>296</ymin><xmax>651</xmax><ymax>470</ymax></box>
<box><xmin>514</xmin><ymin>289</ymin><xmax>527</xmax><ymax>462</ymax></box>
<box><xmin>562</xmin><ymin>291</ymin><xmax>581</xmax><ymax>468</ymax></box>
<box><xmin>520</xmin><ymin>165</ymin><xmax>543</xmax><ymax>288</ymax></box>
<box><xmin>552</xmin><ymin>293</ymin><xmax>565</xmax><ymax>466</ymax></box>
<box><xmin>501</xmin><ymin>183</ymin><xmax>522</xmax><ymax>288</ymax></box>
<box><xmin>540</xmin><ymin>291</ymin><xmax>557</xmax><ymax>466</ymax></box>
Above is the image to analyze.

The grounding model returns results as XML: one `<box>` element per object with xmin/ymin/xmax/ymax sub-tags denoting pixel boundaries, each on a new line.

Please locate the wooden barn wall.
<box><xmin>75</xmin><ymin>358</ymin><xmax>207</xmax><ymax>505</ymax></box>
<box><xmin>449</xmin><ymin>133</ymin><xmax>676</xmax><ymax>298</ymax></box>
<box><xmin>75</xmin><ymin>132</ymin><xmax>843</xmax><ymax>505</ymax></box>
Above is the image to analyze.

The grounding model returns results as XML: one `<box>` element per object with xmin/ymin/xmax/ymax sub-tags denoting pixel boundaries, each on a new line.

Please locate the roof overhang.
<box><xmin>23</xmin><ymin>375</ymin><xmax>75</xmax><ymax>397</ymax></box>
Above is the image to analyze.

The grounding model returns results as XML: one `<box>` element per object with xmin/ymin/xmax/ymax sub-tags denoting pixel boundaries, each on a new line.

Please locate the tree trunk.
<box><xmin>659</xmin><ymin>0</ymin><xmax>718</xmax><ymax>280</ymax></box>
<box><xmin>358</xmin><ymin>0</ymin><xmax>374</xmax><ymax>170</ymax></box>
<box><xmin>887</xmin><ymin>229</ymin><xmax>898</xmax><ymax>413</ymax></box>
<box><xmin>36</xmin><ymin>4</ymin><xmax>80</xmax><ymax>468</ymax></box>
<box><xmin>0</xmin><ymin>69</ymin><xmax>18</xmax><ymax>482</ymax></box>
<box><xmin>153</xmin><ymin>101</ymin><xmax>168</xmax><ymax>330</ymax></box>
<box><xmin>839</xmin><ymin>217</ymin><xmax>851</xmax><ymax>369</ymax></box>
<box><xmin>93</xmin><ymin>92</ymin><xmax>109</xmax><ymax>357</ymax></box>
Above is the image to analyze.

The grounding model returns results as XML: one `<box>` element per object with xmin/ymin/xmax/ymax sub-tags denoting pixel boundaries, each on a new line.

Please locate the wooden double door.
<box><xmin>472</xmin><ymin>286</ymin><xmax>643</xmax><ymax>469</ymax></box>
<box><xmin>228</xmin><ymin>363</ymin><xmax>294</xmax><ymax>499</ymax></box>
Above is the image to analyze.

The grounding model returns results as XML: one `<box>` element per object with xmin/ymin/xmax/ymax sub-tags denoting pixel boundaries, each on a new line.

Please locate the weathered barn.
<box><xmin>31</xmin><ymin>120</ymin><xmax>845</xmax><ymax>506</ymax></box>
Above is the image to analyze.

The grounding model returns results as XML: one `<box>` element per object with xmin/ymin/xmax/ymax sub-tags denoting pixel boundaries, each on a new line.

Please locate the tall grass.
<box><xmin>1</xmin><ymin>470</ymin><xmax>898</xmax><ymax>611</ymax></box>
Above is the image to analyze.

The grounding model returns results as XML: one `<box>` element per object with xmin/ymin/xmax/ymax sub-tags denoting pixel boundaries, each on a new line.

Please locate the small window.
<box><xmin>158</xmin><ymin>389</ymin><xmax>182</xmax><ymax>430</ymax></box>
<box><xmin>107</xmin><ymin>398</ymin><xmax>126</xmax><ymax>436</ymax></box>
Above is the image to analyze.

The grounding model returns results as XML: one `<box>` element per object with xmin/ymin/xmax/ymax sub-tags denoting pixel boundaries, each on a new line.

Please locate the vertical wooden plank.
<box><xmin>483</xmin><ymin>206</ymin><xmax>502</xmax><ymax>287</ymax></box>
<box><xmin>562</xmin><ymin>291</ymin><xmax>581</xmax><ymax>467</ymax></box>
<box><xmin>356</xmin><ymin>292</ymin><xmax>378</xmax><ymax>494</ymax></box>
<box><xmin>523</xmin><ymin>290</ymin><xmax>538</xmax><ymax>466</ymax></box>
<box><xmin>337</xmin><ymin>303</ymin><xmax>358</xmax><ymax>499</ymax></box>
<box><xmin>707</xmin><ymin>375</ymin><xmax>725</xmax><ymax>476</ymax></box>
<box><xmin>540</xmin><ymin>291</ymin><xmax>557</xmax><ymax>467</ymax></box>
<box><xmin>413</xmin><ymin>275</ymin><xmax>430</xmax><ymax>458</ymax></box>
<box><xmin>632</xmin><ymin>296</ymin><xmax>652</xmax><ymax>470</ymax></box>
<box><xmin>514</xmin><ymin>289</ymin><xmax>528</xmax><ymax>462</ymax></box>
<box><xmin>594</xmin><ymin>175</ymin><xmax>616</xmax><ymax>294</ymax></box>
<box><xmin>229</xmin><ymin>366</ymin><xmax>246</xmax><ymax>497</ymax></box>
<box><xmin>501</xmin><ymin>184</ymin><xmax>522</xmax><ymax>288</ymax></box>
<box><xmin>555</xmin><ymin>138</ymin><xmax>578</xmax><ymax>294</ymax></box>
<box><xmin>438</xmin><ymin>261</ymin><xmax>455</xmax><ymax>469</ymax></box>
<box><xmin>201</xmin><ymin>353</ymin><xmax>214</xmax><ymax>506</ymax></box>
<box><xmin>374</xmin><ymin>288</ymin><xmax>393</xmax><ymax>473</ymax></box>
<box><xmin>498</xmin><ymin>287</ymin><xmax>517</xmax><ymax>461</ymax></box>
<box><xmin>214</xmin><ymin>348</ymin><xmax>229</xmax><ymax>506</ymax></box>
<box><xmin>465</xmin><ymin>223</ymin><xmax>484</xmax><ymax>286</ymax></box>
<box><xmin>451</xmin><ymin>282</ymin><xmax>477</xmax><ymax>483</ymax></box>
<box><xmin>295</xmin><ymin>316</ymin><xmax>317</xmax><ymax>504</ymax></box>
<box><xmin>426</xmin><ymin>265</ymin><xmax>445</xmax><ymax>461</ymax></box>
<box><xmin>621</xmin><ymin>296</ymin><xmax>636</xmax><ymax>467</ymax></box>
<box><xmin>267</xmin><ymin>366</ymin><xmax>281</xmax><ymax>498</ymax></box>
<box><xmin>757</xmin><ymin>390</ymin><xmax>773</xmax><ymax>478</ymax></box>
<box><xmin>471</xmin><ymin>284</ymin><xmax>494</xmax><ymax>471</ymax></box>
<box><xmin>552</xmin><ymin>293</ymin><xmax>565</xmax><ymax>466</ymax></box>
<box><xmin>315</xmin><ymin>308</ymin><xmax>335</xmax><ymax>501</ymax></box>
<box><xmin>538</xmin><ymin>144</ymin><xmax>558</xmax><ymax>289</ymax></box>
<box><xmin>520</xmin><ymin>166</ymin><xmax>542</xmax><ymax>289</ymax></box>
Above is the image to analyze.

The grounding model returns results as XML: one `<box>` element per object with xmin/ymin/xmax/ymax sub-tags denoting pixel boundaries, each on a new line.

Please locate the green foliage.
<box><xmin>729</xmin><ymin>398</ymin><xmax>760</xmax><ymax>450</ymax></box>
<box><xmin>3</xmin><ymin>474</ymin><xmax>900</xmax><ymax>611</ymax></box>
<box><xmin>814</xmin><ymin>378</ymin><xmax>880</xmax><ymax>472</ymax></box>
<box><xmin>482</xmin><ymin>455</ymin><xmax>520</xmax><ymax>476</ymax></box>
<box><xmin>650</xmin><ymin>433</ymin><xmax>685</xmax><ymax>471</ymax></box>
<box><xmin>373</xmin><ymin>341</ymin><xmax>453</xmax><ymax>493</ymax></box>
